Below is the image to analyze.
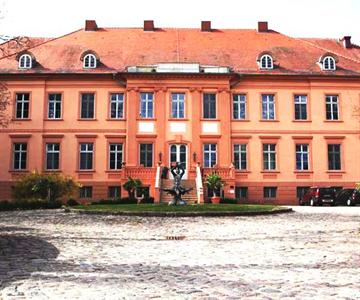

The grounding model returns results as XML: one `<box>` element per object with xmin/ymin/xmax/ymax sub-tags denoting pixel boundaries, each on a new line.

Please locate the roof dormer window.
<box><xmin>18</xmin><ymin>54</ymin><xmax>32</xmax><ymax>69</ymax></box>
<box><xmin>83</xmin><ymin>53</ymin><xmax>97</xmax><ymax>69</ymax></box>
<box><xmin>259</xmin><ymin>54</ymin><xmax>273</xmax><ymax>70</ymax></box>
<box><xmin>322</xmin><ymin>56</ymin><xmax>336</xmax><ymax>71</ymax></box>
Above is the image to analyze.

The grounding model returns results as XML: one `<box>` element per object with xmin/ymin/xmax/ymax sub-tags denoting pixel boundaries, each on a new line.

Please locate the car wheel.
<box><xmin>310</xmin><ymin>198</ymin><xmax>315</xmax><ymax>206</ymax></box>
<box><xmin>346</xmin><ymin>199</ymin><xmax>353</xmax><ymax>206</ymax></box>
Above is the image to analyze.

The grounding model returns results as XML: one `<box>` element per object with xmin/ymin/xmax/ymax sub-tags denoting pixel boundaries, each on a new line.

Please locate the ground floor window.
<box><xmin>296</xmin><ymin>186</ymin><xmax>310</xmax><ymax>200</ymax></box>
<box><xmin>79</xmin><ymin>186</ymin><xmax>92</xmax><ymax>198</ymax></box>
<box><xmin>108</xmin><ymin>186</ymin><xmax>121</xmax><ymax>199</ymax></box>
<box><xmin>264</xmin><ymin>187</ymin><xmax>277</xmax><ymax>199</ymax></box>
<box><xmin>235</xmin><ymin>187</ymin><xmax>248</xmax><ymax>200</ymax></box>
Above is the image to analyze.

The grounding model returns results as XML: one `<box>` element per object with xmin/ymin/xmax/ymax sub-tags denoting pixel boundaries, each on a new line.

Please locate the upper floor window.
<box><xmin>203</xmin><ymin>143</ymin><xmax>217</xmax><ymax>168</ymax></box>
<box><xmin>296</xmin><ymin>144</ymin><xmax>309</xmax><ymax>171</ymax></box>
<box><xmin>171</xmin><ymin>93</ymin><xmax>185</xmax><ymax>118</ymax></box>
<box><xmin>13</xmin><ymin>143</ymin><xmax>27</xmax><ymax>170</ymax></box>
<box><xmin>233</xmin><ymin>94</ymin><xmax>246</xmax><ymax>120</ymax></box>
<box><xmin>139</xmin><ymin>143</ymin><xmax>153</xmax><ymax>167</ymax></box>
<box><xmin>322</xmin><ymin>56</ymin><xmax>336</xmax><ymax>71</ymax></box>
<box><xmin>326</xmin><ymin>95</ymin><xmax>339</xmax><ymax>120</ymax></box>
<box><xmin>46</xmin><ymin>143</ymin><xmax>60</xmax><ymax>170</ymax></box>
<box><xmin>261</xmin><ymin>94</ymin><xmax>275</xmax><ymax>120</ymax></box>
<box><xmin>19</xmin><ymin>54</ymin><xmax>32</xmax><ymax>69</ymax></box>
<box><xmin>140</xmin><ymin>93</ymin><xmax>154</xmax><ymax>118</ymax></box>
<box><xmin>234</xmin><ymin>144</ymin><xmax>247</xmax><ymax>170</ymax></box>
<box><xmin>203</xmin><ymin>93</ymin><xmax>216</xmax><ymax>119</ymax></box>
<box><xmin>109</xmin><ymin>143</ymin><xmax>123</xmax><ymax>170</ymax></box>
<box><xmin>79</xmin><ymin>143</ymin><xmax>94</xmax><ymax>170</ymax></box>
<box><xmin>80</xmin><ymin>93</ymin><xmax>95</xmax><ymax>119</ymax></box>
<box><xmin>48</xmin><ymin>93</ymin><xmax>62</xmax><ymax>119</ymax></box>
<box><xmin>294</xmin><ymin>95</ymin><xmax>307</xmax><ymax>120</ymax></box>
<box><xmin>263</xmin><ymin>144</ymin><xmax>276</xmax><ymax>170</ymax></box>
<box><xmin>15</xmin><ymin>93</ymin><xmax>30</xmax><ymax>119</ymax></box>
<box><xmin>328</xmin><ymin>144</ymin><xmax>341</xmax><ymax>170</ymax></box>
<box><xmin>83</xmin><ymin>54</ymin><xmax>97</xmax><ymax>69</ymax></box>
<box><xmin>260</xmin><ymin>54</ymin><xmax>273</xmax><ymax>69</ymax></box>
<box><xmin>110</xmin><ymin>93</ymin><xmax>124</xmax><ymax>119</ymax></box>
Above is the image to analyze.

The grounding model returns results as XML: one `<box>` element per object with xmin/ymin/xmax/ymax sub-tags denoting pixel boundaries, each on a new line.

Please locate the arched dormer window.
<box><xmin>18</xmin><ymin>54</ymin><xmax>32</xmax><ymax>69</ymax></box>
<box><xmin>259</xmin><ymin>54</ymin><xmax>273</xmax><ymax>70</ymax></box>
<box><xmin>83</xmin><ymin>53</ymin><xmax>97</xmax><ymax>69</ymax></box>
<box><xmin>319</xmin><ymin>53</ymin><xmax>338</xmax><ymax>71</ymax></box>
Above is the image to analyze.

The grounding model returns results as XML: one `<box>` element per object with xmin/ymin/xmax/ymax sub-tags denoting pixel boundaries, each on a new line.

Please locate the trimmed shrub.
<box><xmin>12</xmin><ymin>172</ymin><xmax>80</xmax><ymax>202</ymax></box>
<box><xmin>0</xmin><ymin>199</ymin><xmax>62</xmax><ymax>211</ymax></box>
<box><xmin>220</xmin><ymin>198</ymin><xmax>238</xmax><ymax>204</ymax></box>
<box><xmin>91</xmin><ymin>197</ymin><xmax>155</xmax><ymax>205</ymax></box>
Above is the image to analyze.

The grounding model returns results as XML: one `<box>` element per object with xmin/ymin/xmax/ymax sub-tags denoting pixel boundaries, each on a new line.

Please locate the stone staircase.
<box><xmin>160</xmin><ymin>179</ymin><xmax>198</xmax><ymax>204</ymax></box>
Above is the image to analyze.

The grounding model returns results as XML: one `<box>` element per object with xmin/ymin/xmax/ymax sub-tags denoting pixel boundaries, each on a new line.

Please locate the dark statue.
<box><xmin>162</xmin><ymin>162</ymin><xmax>192</xmax><ymax>205</ymax></box>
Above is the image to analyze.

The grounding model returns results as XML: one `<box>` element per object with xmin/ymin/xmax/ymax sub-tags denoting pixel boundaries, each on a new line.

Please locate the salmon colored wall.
<box><xmin>0</xmin><ymin>75</ymin><xmax>359</xmax><ymax>203</ymax></box>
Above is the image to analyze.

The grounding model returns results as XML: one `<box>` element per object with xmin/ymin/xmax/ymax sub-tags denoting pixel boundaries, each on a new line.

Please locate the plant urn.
<box><xmin>211</xmin><ymin>196</ymin><xmax>221</xmax><ymax>204</ymax></box>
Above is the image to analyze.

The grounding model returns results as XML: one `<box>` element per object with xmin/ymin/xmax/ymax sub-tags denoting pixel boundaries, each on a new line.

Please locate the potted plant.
<box><xmin>205</xmin><ymin>173</ymin><xmax>224</xmax><ymax>204</ymax></box>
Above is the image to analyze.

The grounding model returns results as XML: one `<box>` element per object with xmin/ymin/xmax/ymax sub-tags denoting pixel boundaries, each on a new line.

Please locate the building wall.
<box><xmin>0</xmin><ymin>75</ymin><xmax>359</xmax><ymax>204</ymax></box>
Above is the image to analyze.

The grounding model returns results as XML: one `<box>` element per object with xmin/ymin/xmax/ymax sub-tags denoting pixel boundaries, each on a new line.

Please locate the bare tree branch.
<box><xmin>0</xmin><ymin>82</ymin><xmax>11</xmax><ymax>128</ymax></box>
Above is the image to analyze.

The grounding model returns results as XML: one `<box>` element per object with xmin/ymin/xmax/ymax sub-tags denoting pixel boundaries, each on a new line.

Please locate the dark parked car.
<box><xmin>299</xmin><ymin>187</ymin><xmax>336</xmax><ymax>206</ymax></box>
<box><xmin>334</xmin><ymin>189</ymin><xmax>355</xmax><ymax>206</ymax></box>
<box><xmin>347</xmin><ymin>189</ymin><xmax>360</xmax><ymax>206</ymax></box>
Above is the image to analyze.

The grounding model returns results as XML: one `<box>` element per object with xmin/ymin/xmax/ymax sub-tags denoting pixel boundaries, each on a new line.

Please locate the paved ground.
<box><xmin>0</xmin><ymin>208</ymin><xmax>359</xmax><ymax>300</ymax></box>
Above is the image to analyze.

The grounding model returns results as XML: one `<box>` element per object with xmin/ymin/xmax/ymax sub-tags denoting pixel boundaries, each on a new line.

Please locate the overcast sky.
<box><xmin>0</xmin><ymin>0</ymin><xmax>359</xmax><ymax>44</ymax></box>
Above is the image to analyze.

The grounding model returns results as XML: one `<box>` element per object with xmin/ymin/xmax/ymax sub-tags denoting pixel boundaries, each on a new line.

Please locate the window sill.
<box><xmin>235</xmin><ymin>170</ymin><xmax>251</xmax><ymax>173</ymax></box>
<box><xmin>292</xmin><ymin>120</ymin><xmax>312</xmax><ymax>122</ymax></box>
<box><xmin>44</xmin><ymin>169</ymin><xmax>62</xmax><ymax>173</ymax></box>
<box><xmin>77</xmin><ymin>119</ymin><xmax>98</xmax><ymax>121</ymax></box>
<box><xmin>231</xmin><ymin>119</ymin><xmax>250</xmax><ymax>122</ymax></box>
<box><xmin>261</xmin><ymin>170</ymin><xmax>280</xmax><ymax>173</ymax></box>
<box><xmin>44</xmin><ymin>118</ymin><xmax>63</xmax><ymax>121</ymax></box>
<box><xmin>294</xmin><ymin>170</ymin><xmax>313</xmax><ymax>174</ymax></box>
<box><xmin>105</xmin><ymin>170</ymin><xmax>123</xmax><ymax>173</ymax></box>
<box><xmin>106</xmin><ymin>118</ymin><xmax>126</xmax><ymax>121</ymax></box>
<box><xmin>75</xmin><ymin>170</ymin><xmax>96</xmax><ymax>173</ymax></box>
<box><xmin>136</xmin><ymin>118</ymin><xmax>157</xmax><ymax>121</ymax></box>
<box><xmin>168</xmin><ymin>118</ymin><xmax>189</xmax><ymax>121</ymax></box>
<box><xmin>200</xmin><ymin>118</ymin><xmax>220</xmax><ymax>121</ymax></box>
<box><xmin>324</xmin><ymin>120</ymin><xmax>343</xmax><ymax>123</ymax></box>
<box><xmin>9</xmin><ymin>169</ymin><xmax>29</xmax><ymax>173</ymax></box>
<box><xmin>11</xmin><ymin>118</ymin><xmax>31</xmax><ymax>121</ymax></box>
<box><xmin>259</xmin><ymin>120</ymin><xmax>279</xmax><ymax>122</ymax></box>
<box><xmin>326</xmin><ymin>170</ymin><xmax>345</xmax><ymax>174</ymax></box>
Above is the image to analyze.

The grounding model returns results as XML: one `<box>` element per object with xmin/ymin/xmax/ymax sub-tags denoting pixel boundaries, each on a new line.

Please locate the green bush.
<box><xmin>12</xmin><ymin>172</ymin><xmax>80</xmax><ymax>202</ymax></box>
<box><xmin>91</xmin><ymin>197</ymin><xmax>154</xmax><ymax>205</ymax></box>
<box><xmin>220</xmin><ymin>198</ymin><xmax>238</xmax><ymax>204</ymax></box>
<box><xmin>123</xmin><ymin>177</ymin><xmax>143</xmax><ymax>200</ymax></box>
<box><xmin>0</xmin><ymin>199</ymin><xmax>62</xmax><ymax>211</ymax></box>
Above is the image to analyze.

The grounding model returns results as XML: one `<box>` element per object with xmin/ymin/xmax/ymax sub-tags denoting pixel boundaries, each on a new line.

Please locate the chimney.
<box><xmin>342</xmin><ymin>36</ymin><xmax>352</xmax><ymax>48</ymax></box>
<box><xmin>144</xmin><ymin>20</ymin><xmax>155</xmax><ymax>31</ymax></box>
<box><xmin>258</xmin><ymin>21</ymin><xmax>268</xmax><ymax>33</ymax></box>
<box><xmin>201</xmin><ymin>21</ymin><xmax>212</xmax><ymax>32</ymax></box>
<box><xmin>85</xmin><ymin>20</ymin><xmax>98</xmax><ymax>31</ymax></box>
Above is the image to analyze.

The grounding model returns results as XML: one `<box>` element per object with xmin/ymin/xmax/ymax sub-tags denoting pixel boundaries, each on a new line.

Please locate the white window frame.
<box><xmin>263</xmin><ymin>144</ymin><xmax>276</xmax><ymax>170</ymax></box>
<box><xmin>45</xmin><ymin>143</ymin><xmax>60</xmax><ymax>170</ymax></box>
<box><xmin>262</xmin><ymin>94</ymin><xmax>275</xmax><ymax>120</ymax></box>
<box><xmin>109</xmin><ymin>143</ymin><xmax>123</xmax><ymax>170</ymax></box>
<box><xmin>322</xmin><ymin>56</ymin><xmax>336</xmax><ymax>71</ymax></box>
<box><xmin>110</xmin><ymin>93</ymin><xmax>124</xmax><ymax>119</ymax></box>
<box><xmin>15</xmin><ymin>93</ymin><xmax>30</xmax><ymax>119</ymax></box>
<box><xmin>79</xmin><ymin>143</ymin><xmax>94</xmax><ymax>170</ymax></box>
<box><xmin>325</xmin><ymin>95</ymin><xmax>339</xmax><ymax>120</ymax></box>
<box><xmin>203</xmin><ymin>143</ymin><xmax>217</xmax><ymax>168</ymax></box>
<box><xmin>83</xmin><ymin>54</ymin><xmax>97</xmax><ymax>69</ymax></box>
<box><xmin>233</xmin><ymin>94</ymin><xmax>246</xmax><ymax>120</ymax></box>
<box><xmin>171</xmin><ymin>93</ymin><xmax>185</xmax><ymax>118</ymax></box>
<box><xmin>48</xmin><ymin>93</ymin><xmax>62</xmax><ymax>119</ymax></box>
<box><xmin>19</xmin><ymin>54</ymin><xmax>32</xmax><ymax>69</ymax></box>
<box><xmin>140</xmin><ymin>92</ymin><xmax>154</xmax><ymax>118</ymax></box>
<box><xmin>260</xmin><ymin>54</ymin><xmax>273</xmax><ymax>69</ymax></box>
<box><xmin>233</xmin><ymin>144</ymin><xmax>247</xmax><ymax>170</ymax></box>
<box><xmin>296</xmin><ymin>144</ymin><xmax>309</xmax><ymax>171</ymax></box>
<box><xmin>294</xmin><ymin>95</ymin><xmax>308</xmax><ymax>120</ymax></box>
<box><xmin>13</xmin><ymin>143</ymin><xmax>27</xmax><ymax>170</ymax></box>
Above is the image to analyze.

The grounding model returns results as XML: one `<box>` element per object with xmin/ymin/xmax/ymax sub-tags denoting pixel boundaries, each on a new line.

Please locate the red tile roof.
<box><xmin>0</xmin><ymin>27</ymin><xmax>359</xmax><ymax>76</ymax></box>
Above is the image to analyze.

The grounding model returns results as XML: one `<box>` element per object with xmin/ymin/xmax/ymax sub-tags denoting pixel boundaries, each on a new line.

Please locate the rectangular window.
<box><xmin>79</xmin><ymin>143</ymin><xmax>93</xmax><ymax>170</ymax></box>
<box><xmin>13</xmin><ymin>143</ymin><xmax>27</xmax><ymax>170</ymax></box>
<box><xmin>140</xmin><ymin>92</ymin><xmax>154</xmax><ymax>118</ymax></box>
<box><xmin>264</xmin><ymin>187</ymin><xmax>277</xmax><ymax>199</ymax></box>
<box><xmin>297</xmin><ymin>186</ymin><xmax>310</xmax><ymax>200</ymax></box>
<box><xmin>203</xmin><ymin>93</ymin><xmax>216</xmax><ymax>119</ymax></box>
<box><xmin>110</xmin><ymin>93</ymin><xmax>124</xmax><ymax>119</ymax></box>
<box><xmin>80</xmin><ymin>93</ymin><xmax>95</xmax><ymax>119</ymax></box>
<box><xmin>233</xmin><ymin>144</ymin><xmax>247</xmax><ymax>170</ymax></box>
<box><xmin>45</xmin><ymin>143</ymin><xmax>60</xmax><ymax>170</ymax></box>
<box><xmin>263</xmin><ymin>144</ymin><xmax>276</xmax><ymax>170</ymax></box>
<box><xmin>235</xmin><ymin>187</ymin><xmax>248</xmax><ymax>199</ymax></box>
<box><xmin>109</xmin><ymin>143</ymin><xmax>123</xmax><ymax>170</ymax></box>
<box><xmin>261</xmin><ymin>94</ymin><xmax>275</xmax><ymax>120</ymax></box>
<box><xmin>79</xmin><ymin>186</ymin><xmax>92</xmax><ymax>198</ymax></box>
<box><xmin>295</xmin><ymin>144</ymin><xmax>309</xmax><ymax>171</ymax></box>
<box><xmin>328</xmin><ymin>144</ymin><xmax>341</xmax><ymax>170</ymax></box>
<box><xmin>139</xmin><ymin>143</ymin><xmax>153</xmax><ymax>167</ymax></box>
<box><xmin>171</xmin><ymin>93</ymin><xmax>185</xmax><ymax>118</ymax></box>
<box><xmin>326</xmin><ymin>95</ymin><xmax>339</xmax><ymax>120</ymax></box>
<box><xmin>233</xmin><ymin>94</ymin><xmax>246</xmax><ymax>120</ymax></box>
<box><xmin>15</xmin><ymin>93</ymin><xmax>30</xmax><ymax>119</ymax></box>
<box><xmin>108</xmin><ymin>186</ymin><xmax>121</xmax><ymax>199</ymax></box>
<box><xmin>294</xmin><ymin>95</ymin><xmax>307</xmax><ymax>120</ymax></box>
<box><xmin>48</xmin><ymin>93</ymin><xmax>62</xmax><ymax>119</ymax></box>
<box><xmin>203</xmin><ymin>143</ymin><xmax>217</xmax><ymax>168</ymax></box>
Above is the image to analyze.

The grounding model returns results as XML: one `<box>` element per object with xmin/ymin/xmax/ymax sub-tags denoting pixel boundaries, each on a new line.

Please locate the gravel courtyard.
<box><xmin>0</xmin><ymin>208</ymin><xmax>360</xmax><ymax>299</ymax></box>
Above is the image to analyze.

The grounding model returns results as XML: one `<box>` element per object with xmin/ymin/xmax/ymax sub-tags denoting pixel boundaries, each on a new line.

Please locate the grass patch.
<box><xmin>72</xmin><ymin>204</ymin><xmax>280</xmax><ymax>213</ymax></box>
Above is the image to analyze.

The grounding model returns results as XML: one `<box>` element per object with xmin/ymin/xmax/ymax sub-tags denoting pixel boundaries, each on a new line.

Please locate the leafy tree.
<box><xmin>123</xmin><ymin>177</ymin><xmax>142</xmax><ymax>200</ymax></box>
<box><xmin>205</xmin><ymin>173</ymin><xmax>224</xmax><ymax>197</ymax></box>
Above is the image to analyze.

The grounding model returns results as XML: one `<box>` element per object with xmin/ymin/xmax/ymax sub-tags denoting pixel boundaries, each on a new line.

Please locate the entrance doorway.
<box><xmin>169</xmin><ymin>144</ymin><xmax>187</xmax><ymax>179</ymax></box>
